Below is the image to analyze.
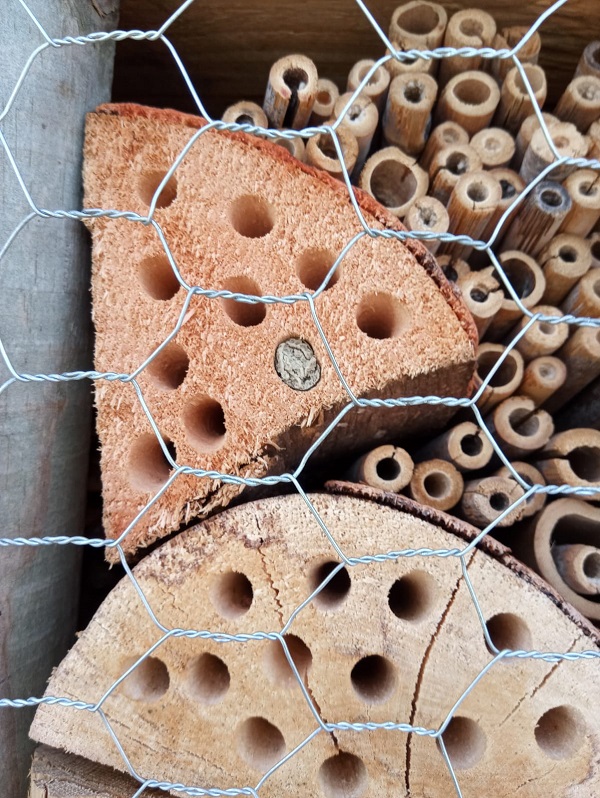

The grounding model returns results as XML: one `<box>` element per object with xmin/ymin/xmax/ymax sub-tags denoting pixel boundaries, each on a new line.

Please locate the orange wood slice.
<box><xmin>30</xmin><ymin>489</ymin><xmax>600</xmax><ymax>798</ymax></box>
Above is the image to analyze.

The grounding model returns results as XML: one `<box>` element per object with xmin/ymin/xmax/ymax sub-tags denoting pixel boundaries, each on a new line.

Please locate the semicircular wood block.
<box><xmin>84</xmin><ymin>104</ymin><xmax>476</xmax><ymax>556</ymax></box>
<box><xmin>30</xmin><ymin>489</ymin><xmax>600</xmax><ymax>797</ymax></box>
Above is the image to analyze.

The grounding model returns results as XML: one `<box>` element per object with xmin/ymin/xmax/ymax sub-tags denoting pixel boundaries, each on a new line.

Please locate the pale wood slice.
<box><xmin>30</xmin><ymin>490</ymin><xmax>600</xmax><ymax>797</ymax></box>
<box><xmin>84</xmin><ymin>104</ymin><xmax>476</xmax><ymax>557</ymax></box>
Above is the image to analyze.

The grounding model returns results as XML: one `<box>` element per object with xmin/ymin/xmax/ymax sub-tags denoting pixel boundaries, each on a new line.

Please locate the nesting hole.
<box><xmin>210</xmin><ymin>571</ymin><xmax>253</xmax><ymax>619</ymax></box>
<box><xmin>592</xmin><ymin>240</ymin><xmax>600</xmax><ymax>261</ymax></box>
<box><xmin>567</xmin><ymin>446</ymin><xmax>600</xmax><ymax>482</ymax></box>
<box><xmin>461</xmin><ymin>433</ymin><xmax>483</xmax><ymax>457</ymax></box>
<box><xmin>263</xmin><ymin>634</ymin><xmax>313</xmax><ymax>689</ymax></box>
<box><xmin>501</xmin><ymin>257</ymin><xmax>535</xmax><ymax>298</ymax></box>
<box><xmin>128</xmin><ymin>434</ymin><xmax>175</xmax><ymax>493</ymax></box>
<box><xmin>388</xmin><ymin>570</ymin><xmax>436</xmax><ymax>622</ymax></box>
<box><xmin>296</xmin><ymin>249</ymin><xmax>339</xmax><ymax>291</ymax></box>
<box><xmin>235</xmin><ymin>113</ymin><xmax>254</xmax><ymax>125</ymax></box>
<box><xmin>136</xmin><ymin>254</ymin><xmax>180</xmax><ymax>301</ymax></box>
<box><xmin>137</xmin><ymin>170</ymin><xmax>177</xmax><ymax>208</ymax></box>
<box><xmin>220</xmin><ymin>276</ymin><xmax>266</xmax><ymax>327</ymax></box>
<box><xmin>186</xmin><ymin>653</ymin><xmax>230</xmax><ymax>705</ymax></box>
<box><xmin>489</xmin><ymin>492</ymin><xmax>510</xmax><ymax>512</ymax></box>
<box><xmin>350</xmin><ymin>655</ymin><xmax>397</xmax><ymax>704</ymax></box>
<box><xmin>356</xmin><ymin>292</ymin><xmax>410</xmax><ymax>339</ymax></box>
<box><xmin>453</xmin><ymin>78</ymin><xmax>492</xmax><ymax>106</ymax></box>
<box><xmin>145</xmin><ymin>342</ymin><xmax>189</xmax><ymax>391</ymax></box>
<box><xmin>418</xmin><ymin>204</ymin><xmax>437</xmax><ymax>227</ymax></box>
<box><xmin>539</xmin><ymin>362</ymin><xmax>556</xmax><ymax>379</ymax></box>
<box><xmin>316</xmin><ymin>89</ymin><xmax>332</xmax><ymax>104</ymax></box>
<box><xmin>235</xmin><ymin>717</ymin><xmax>286</xmax><ymax>773</ymax></box>
<box><xmin>459</xmin><ymin>18</ymin><xmax>484</xmax><ymax>38</ymax></box>
<box><xmin>477</xmin><ymin>350</ymin><xmax>518</xmax><ymax>387</ymax></box>
<box><xmin>376</xmin><ymin>457</ymin><xmax>401</xmax><ymax>481</ymax></box>
<box><xmin>283</xmin><ymin>68</ymin><xmax>308</xmax><ymax>92</ymax></box>
<box><xmin>538</xmin><ymin>322</ymin><xmax>554</xmax><ymax>335</ymax></box>
<box><xmin>591</xmin><ymin>44</ymin><xmax>600</xmax><ymax>67</ymax></box>
<box><xmin>311</xmin><ymin>561</ymin><xmax>351</xmax><ymax>610</ymax></box>
<box><xmin>404</xmin><ymin>81</ymin><xmax>424</xmax><ymax>103</ymax></box>
<box><xmin>446</xmin><ymin>151</ymin><xmax>469</xmax><ymax>175</ymax></box>
<box><xmin>559</xmin><ymin>245</ymin><xmax>577</xmax><ymax>263</ymax></box>
<box><xmin>578</xmin><ymin>79</ymin><xmax>600</xmax><ymax>101</ymax></box>
<box><xmin>182</xmin><ymin>395</ymin><xmax>226</xmax><ymax>453</ymax></box>
<box><xmin>580</xmin><ymin>180</ymin><xmax>599</xmax><ymax>197</ymax></box>
<box><xmin>470</xmin><ymin>287</ymin><xmax>488</xmax><ymax>303</ymax></box>
<box><xmin>583</xmin><ymin>552</ymin><xmax>600</xmax><ymax>579</ymax></box>
<box><xmin>540</xmin><ymin>188</ymin><xmax>563</xmax><ymax>209</ymax></box>
<box><xmin>535</xmin><ymin>706</ymin><xmax>587</xmax><ymax>760</ymax></box>
<box><xmin>467</xmin><ymin>181</ymin><xmax>489</xmax><ymax>203</ymax></box>
<box><xmin>396</xmin><ymin>5</ymin><xmax>440</xmax><ymax>35</ymax></box>
<box><xmin>485</xmin><ymin>613</ymin><xmax>532</xmax><ymax>652</ymax></box>
<box><xmin>509</xmin><ymin>407</ymin><xmax>540</xmax><ymax>437</ymax></box>
<box><xmin>229</xmin><ymin>195</ymin><xmax>275</xmax><ymax>238</ymax></box>
<box><xmin>442</xmin><ymin>716</ymin><xmax>487</xmax><ymax>770</ymax></box>
<box><xmin>318</xmin><ymin>752</ymin><xmax>368</xmax><ymax>798</ymax></box>
<box><xmin>515</xmin><ymin>66</ymin><xmax>544</xmax><ymax>94</ymax></box>
<box><xmin>358</xmin><ymin>64</ymin><xmax>380</xmax><ymax>86</ymax></box>
<box><xmin>120</xmin><ymin>656</ymin><xmax>169</xmax><ymax>702</ymax></box>
<box><xmin>424</xmin><ymin>471</ymin><xmax>451</xmax><ymax>499</ymax></box>
<box><xmin>370</xmin><ymin>160</ymin><xmax>418</xmax><ymax>208</ymax></box>
<box><xmin>317</xmin><ymin>135</ymin><xmax>339</xmax><ymax>160</ymax></box>
<box><xmin>500</xmin><ymin>179</ymin><xmax>517</xmax><ymax>199</ymax></box>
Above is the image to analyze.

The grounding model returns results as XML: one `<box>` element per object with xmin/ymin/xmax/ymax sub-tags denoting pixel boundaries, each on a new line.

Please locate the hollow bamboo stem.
<box><xmin>460</xmin><ymin>476</ymin><xmax>526</xmax><ymax>528</ymax></box>
<box><xmin>437</xmin><ymin>8</ymin><xmax>496</xmax><ymax>86</ymax></box>
<box><xmin>485</xmin><ymin>394</ymin><xmax>554</xmax><ymax>460</ymax></box>
<box><xmin>382</xmin><ymin>72</ymin><xmax>438</xmax><ymax>156</ymax></box>
<box><xmin>543</xmin><ymin>326</ymin><xmax>600</xmax><ymax>412</ymax></box>
<box><xmin>347</xmin><ymin>444</ymin><xmax>414</xmax><ymax>492</ymax></box>
<box><xmin>495</xmin><ymin>461</ymin><xmax>546</xmax><ymax>518</ymax></box>
<box><xmin>263</xmin><ymin>54</ymin><xmax>319</xmax><ymax>129</ymax></box>
<box><xmin>554</xmin><ymin>75</ymin><xmax>600</xmax><ymax>133</ymax></box>
<box><xmin>539</xmin><ymin>234</ymin><xmax>592</xmax><ymax>305</ymax></box>
<box><xmin>347</xmin><ymin>59</ymin><xmax>390</xmax><ymax>111</ymax></box>
<box><xmin>520</xmin><ymin>122</ymin><xmax>588</xmax><ymax>184</ymax></box>
<box><xmin>470</xmin><ymin>128</ymin><xmax>516</xmax><ymax>170</ymax></box>
<box><xmin>487</xmin><ymin>251</ymin><xmax>547</xmax><ymax>339</ymax></box>
<box><xmin>494</xmin><ymin>65</ymin><xmax>548</xmax><ymax>136</ymax></box>
<box><xmin>419</xmin><ymin>121</ymin><xmax>469</xmax><ymax>171</ymax></box>
<box><xmin>334</xmin><ymin>93</ymin><xmax>379</xmax><ymax>176</ymax></box>
<box><xmin>576</xmin><ymin>41</ymin><xmax>600</xmax><ymax>80</ymax></box>
<box><xmin>439</xmin><ymin>170</ymin><xmax>502</xmax><ymax>260</ymax></box>
<box><xmin>359</xmin><ymin>146</ymin><xmax>428</xmax><ymax>218</ymax></box>
<box><xmin>501</xmin><ymin>181</ymin><xmax>572</xmax><ymax>257</ymax></box>
<box><xmin>554</xmin><ymin>544</ymin><xmax>600</xmax><ymax>596</ymax></box>
<box><xmin>414</xmin><ymin>420</ymin><xmax>494</xmax><ymax>472</ymax></box>
<box><xmin>305</xmin><ymin>126</ymin><xmax>358</xmax><ymax>180</ymax></box>
<box><xmin>509</xmin><ymin>305</ymin><xmax>569</xmax><ymax>362</ymax></box>
<box><xmin>535</xmin><ymin>428</ymin><xmax>600</xmax><ymax>496</ymax></box>
<box><xmin>473</xmin><ymin>343</ymin><xmax>525</xmax><ymax>413</ymax></box>
<box><xmin>222</xmin><ymin>101</ymin><xmax>268</xmax><ymax>129</ymax></box>
<box><xmin>434</xmin><ymin>71</ymin><xmax>500</xmax><ymax>136</ymax></box>
<box><xmin>408</xmin><ymin>458</ymin><xmax>464</xmax><ymax>511</ymax></box>
<box><xmin>519</xmin><ymin>356</ymin><xmax>568</xmax><ymax>408</ymax></box>
<box><xmin>560</xmin><ymin>170</ymin><xmax>600</xmax><ymax>237</ymax></box>
<box><xmin>428</xmin><ymin>143</ymin><xmax>482</xmax><ymax>205</ymax></box>
<box><xmin>309</xmin><ymin>78</ymin><xmax>339</xmax><ymax>125</ymax></box>
<box><xmin>404</xmin><ymin>195</ymin><xmax>449</xmax><ymax>255</ymax></box>
<box><xmin>561</xmin><ymin>269</ymin><xmax>600</xmax><ymax>318</ymax></box>
<box><xmin>492</xmin><ymin>26</ymin><xmax>541</xmax><ymax>83</ymax></box>
<box><xmin>512</xmin><ymin>112</ymin><xmax>558</xmax><ymax>171</ymax></box>
<box><xmin>456</xmin><ymin>266</ymin><xmax>503</xmax><ymax>338</ymax></box>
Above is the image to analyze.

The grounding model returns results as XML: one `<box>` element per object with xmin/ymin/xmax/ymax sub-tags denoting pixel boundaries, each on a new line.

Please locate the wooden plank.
<box><xmin>0</xmin><ymin>2</ymin><xmax>118</xmax><ymax>796</ymax></box>
<box><xmin>114</xmin><ymin>0</ymin><xmax>600</xmax><ymax>115</ymax></box>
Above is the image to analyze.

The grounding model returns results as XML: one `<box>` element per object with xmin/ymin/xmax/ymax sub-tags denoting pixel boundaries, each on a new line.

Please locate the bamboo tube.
<box><xmin>404</xmin><ymin>195</ymin><xmax>449</xmax><ymax>255</ymax></box>
<box><xmin>470</xmin><ymin>128</ymin><xmax>515</xmax><ymax>169</ymax></box>
<box><xmin>263</xmin><ymin>54</ymin><xmax>318</xmax><ymax>129</ymax></box>
<box><xmin>439</xmin><ymin>171</ymin><xmax>502</xmax><ymax>260</ymax></box>
<box><xmin>512</xmin><ymin>112</ymin><xmax>558</xmax><ymax>171</ymax></box>
<box><xmin>482</xmin><ymin>168</ymin><xmax>525</xmax><ymax>243</ymax></box>
<box><xmin>535</xmin><ymin>428</ymin><xmax>600</xmax><ymax>495</ymax></box>
<box><xmin>460</xmin><ymin>476</ymin><xmax>526</xmax><ymax>528</ymax></box>
<box><xmin>518</xmin><ymin>498</ymin><xmax>600</xmax><ymax>621</ymax></box>
<box><xmin>388</xmin><ymin>1</ymin><xmax>448</xmax><ymax>51</ymax></box>
<box><xmin>334</xmin><ymin>93</ymin><xmax>378</xmax><ymax>176</ymax></box>
<box><xmin>494</xmin><ymin>65</ymin><xmax>548</xmax><ymax>136</ymax></box>
<box><xmin>474</xmin><ymin>343</ymin><xmax>525</xmax><ymax>412</ymax></box>
<box><xmin>588</xmin><ymin>119</ymin><xmax>600</xmax><ymax>161</ymax></box>
<box><xmin>576</xmin><ymin>41</ymin><xmax>600</xmax><ymax>80</ymax></box>
<box><xmin>419</xmin><ymin>121</ymin><xmax>469</xmax><ymax>171</ymax></box>
<box><xmin>305</xmin><ymin>126</ymin><xmax>358</xmax><ymax>180</ymax></box>
<box><xmin>382</xmin><ymin>72</ymin><xmax>438</xmax><ymax>156</ymax></box>
<box><xmin>501</xmin><ymin>182</ymin><xmax>572</xmax><ymax>257</ymax></box>
<box><xmin>434</xmin><ymin>71</ymin><xmax>500</xmax><ymax>136</ymax></box>
<box><xmin>485</xmin><ymin>395</ymin><xmax>555</xmax><ymax>460</ymax></box>
<box><xmin>487</xmin><ymin>251</ymin><xmax>546</xmax><ymax>339</ymax></box>
<box><xmin>436</xmin><ymin>254</ymin><xmax>470</xmax><ymax>283</ymax></box>
<box><xmin>437</xmin><ymin>8</ymin><xmax>497</xmax><ymax>86</ymax></box>
<box><xmin>359</xmin><ymin>146</ymin><xmax>428</xmax><ymax>218</ymax></box>
<box><xmin>543</xmin><ymin>326</ymin><xmax>600</xmax><ymax>412</ymax></box>
<box><xmin>414</xmin><ymin>420</ymin><xmax>494</xmax><ymax>472</ymax></box>
<box><xmin>385</xmin><ymin>47</ymin><xmax>437</xmax><ymax>80</ymax></box>
<box><xmin>309</xmin><ymin>78</ymin><xmax>339</xmax><ymax>125</ymax></box>
<box><xmin>272</xmin><ymin>133</ymin><xmax>306</xmax><ymax>161</ymax></box>
<box><xmin>555</xmin><ymin>75</ymin><xmax>600</xmax><ymax>133</ymax></box>
<box><xmin>539</xmin><ymin>234</ymin><xmax>592</xmax><ymax>304</ymax></box>
<box><xmin>520</xmin><ymin>122</ymin><xmax>588</xmax><ymax>184</ymax></box>
<box><xmin>495</xmin><ymin>461</ymin><xmax>546</xmax><ymax>518</ymax></box>
<box><xmin>408</xmin><ymin>458</ymin><xmax>464</xmax><ymax>511</ymax></box>
<box><xmin>428</xmin><ymin>143</ymin><xmax>482</xmax><ymax>204</ymax></box>
<box><xmin>222</xmin><ymin>101</ymin><xmax>268</xmax><ymax>128</ymax></box>
<box><xmin>560</xmin><ymin>170</ymin><xmax>600</xmax><ymax>237</ymax></box>
<box><xmin>491</xmin><ymin>26</ymin><xmax>542</xmax><ymax>83</ymax></box>
<box><xmin>347</xmin><ymin>59</ymin><xmax>390</xmax><ymax>111</ymax></box>
<box><xmin>519</xmin><ymin>356</ymin><xmax>568</xmax><ymax>407</ymax></box>
<box><xmin>562</xmin><ymin>269</ymin><xmax>600</xmax><ymax>318</ymax></box>
<box><xmin>509</xmin><ymin>305</ymin><xmax>569</xmax><ymax>361</ymax></box>
<box><xmin>456</xmin><ymin>266</ymin><xmax>503</xmax><ymax>337</ymax></box>
<box><xmin>590</xmin><ymin>231</ymin><xmax>600</xmax><ymax>268</ymax></box>
<box><xmin>347</xmin><ymin>444</ymin><xmax>414</xmax><ymax>492</ymax></box>
<box><xmin>555</xmin><ymin>376</ymin><xmax>600</xmax><ymax>431</ymax></box>
<box><xmin>554</xmin><ymin>544</ymin><xmax>600</xmax><ymax>596</ymax></box>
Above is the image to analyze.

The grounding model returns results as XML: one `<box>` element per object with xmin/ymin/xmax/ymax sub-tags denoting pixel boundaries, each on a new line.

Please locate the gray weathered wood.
<box><xmin>0</xmin><ymin>2</ymin><xmax>118</xmax><ymax>795</ymax></box>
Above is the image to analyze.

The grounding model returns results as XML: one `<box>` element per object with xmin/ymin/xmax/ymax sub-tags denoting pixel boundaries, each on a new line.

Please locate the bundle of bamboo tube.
<box><xmin>221</xmin><ymin>3</ymin><xmax>600</xmax><ymax>623</ymax></box>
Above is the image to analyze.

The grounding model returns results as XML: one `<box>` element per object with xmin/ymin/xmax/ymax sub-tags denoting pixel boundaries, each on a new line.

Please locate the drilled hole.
<box><xmin>128</xmin><ymin>434</ymin><xmax>175</xmax><ymax>493</ymax></box>
<box><xmin>583</xmin><ymin>552</ymin><xmax>600</xmax><ymax>579</ymax></box>
<box><xmin>120</xmin><ymin>656</ymin><xmax>169</xmax><ymax>702</ymax></box>
<box><xmin>396</xmin><ymin>5</ymin><xmax>440</xmax><ymax>35</ymax></box>
<box><xmin>388</xmin><ymin>571</ymin><xmax>436</xmax><ymax>622</ymax></box>
<box><xmin>370</xmin><ymin>160</ymin><xmax>418</xmax><ymax>208</ymax></box>
<box><xmin>453</xmin><ymin>77</ymin><xmax>491</xmax><ymax>106</ymax></box>
<box><xmin>350</xmin><ymin>655</ymin><xmax>397</xmax><ymax>704</ymax></box>
<box><xmin>535</xmin><ymin>706</ymin><xmax>587</xmax><ymax>760</ymax></box>
<box><xmin>220</xmin><ymin>276</ymin><xmax>266</xmax><ymax>327</ymax></box>
<box><xmin>356</xmin><ymin>292</ymin><xmax>410</xmax><ymax>339</ymax></box>
<box><xmin>186</xmin><ymin>653</ymin><xmax>230</xmax><ymax>705</ymax></box>
<box><xmin>235</xmin><ymin>717</ymin><xmax>286</xmax><ymax>773</ymax></box>
<box><xmin>490</xmin><ymin>492</ymin><xmax>510</xmax><ymax>512</ymax></box>
<box><xmin>136</xmin><ymin>254</ymin><xmax>180</xmax><ymax>301</ymax></box>
<box><xmin>486</xmin><ymin>613</ymin><xmax>532</xmax><ymax>652</ymax></box>
<box><xmin>210</xmin><ymin>571</ymin><xmax>253</xmax><ymax>619</ymax></box>
<box><xmin>404</xmin><ymin>81</ymin><xmax>424</xmax><ymax>103</ymax></box>
<box><xmin>296</xmin><ymin>248</ymin><xmax>338</xmax><ymax>291</ymax></box>
<box><xmin>442</xmin><ymin>716</ymin><xmax>487</xmax><ymax>770</ymax></box>
<box><xmin>229</xmin><ymin>195</ymin><xmax>275</xmax><ymax>238</ymax></box>
<box><xmin>559</xmin><ymin>245</ymin><xmax>577</xmax><ymax>263</ymax></box>
<box><xmin>540</xmin><ymin>188</ymin><xmax>562</xmax><ymax>208</ymax></box>
<box><xmin>137</xmin><ymin>170</ymin><xmax>177</xmax><ymax>208</ymax></box>
<box><xmin>283</xmin><ymin>68</ymin><xmax>308</xmax><ymax>92</ymax></box>
<box><xmin>145</xmin><ymin>342</ymin><xmax>189</xmax><ymax>391</ymax></box>
<box><xmin>467</xmin><ymin>182</ymin><xmax>489</xmax><ymax>203</ymax></box>
<box><xmin>478</xmin><ymin>351</ymin><xmax>518</xmax><ymax>386</ymax></box>
<box><xmin>311</xmin><ymin>561</ymin><xmax>351</xmax><ymax>610</ymax></box>
<box><xmin>509</xmin><ymin>408</ymin><xmax>540</xmax><ymax>437</ymax></box>
<box><xmin>567</xmin><ymin>446</ymin><xmax>600</xmax><ymax>482</ymax></box>
<box><xmin>182</xmin><ymin>395</ymin><xmax>226</xmax><ymax>453</ymax></box>
<box><xmin>423</xmin><ymin>472</ymin><xmax>451</xmax><ymax>499</ymax></box>
<box><xmin>235</xmin><ymin>113</ymin><xmax>254</xmax><ymax>125</ymax></box>
<box><xmin>376</xmin><ymin>457</ymin><xmax>401</xmax><ymax>481</ymax></box>
<box><xmin>461</xmin><ymin>434</ymin><xmax>483</xmax><ymax>456</ymax></box>
<box><xmin>318</xmin><ymin>752</ymin><xmax>368</xmax><ymax>798</ymax></box>
<box><xmin>263</xmin><ymin>634</ymin><xmax>312</xmax><ymax>689</ymax></box>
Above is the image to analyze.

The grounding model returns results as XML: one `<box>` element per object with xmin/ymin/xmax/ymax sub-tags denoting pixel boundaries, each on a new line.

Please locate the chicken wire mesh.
<box><xmin>1</xmin><ymin>0</ymin><xmax>600</xmax><ymax>796</ymax></box>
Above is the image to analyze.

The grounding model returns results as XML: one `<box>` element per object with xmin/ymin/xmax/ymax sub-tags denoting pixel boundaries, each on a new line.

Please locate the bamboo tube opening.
<box><xmin>310</xmin><ymin>79</ymin><xmax>339</xmax><ymax>125</ymax></box>
<box><xmin>317</xmin><ymin>88</ymin><xmax>332</xmax><ymax>104</ymax></box>
<box><xmin>514</xmin><ymin>64</ymin><xmax>546</xmax><ymax>95</ymax></box>
<box><xmin>583</xmin><ymin>552</ymin><xmax>600</xmax><ymax>579</ymax></box>
<box><xmin>466</xmin><ymin>181</ymin><xmax>489</xmax><ymax>203</ymax></box>
<box><xmin>489</xmin><ymin>492</ymin><xmax>510</xmax><ymax>512</ymax></box>
<box><xmin>423</xmin><ymin>471</ymin><xmax>450</xmax><ymax>498</ymax></box>
<box><xmin>453</xmin><ymin>77</ymin><xmax>492</xmax><ymax>106</ymax></box>
<box><xmin>499</xmin><ymin>256</ymin><xmax>536</xmax><ymax>299</ymax></box>
<box><xmin>568</xmin><ymin>446</ymin><xmax>600</xmax><ymax>482</ymax></box>
<box><xmin>393</xmin><ymin>3</ymin><xmax>443</xmax><ymax>37</ymax></box>
<box><xmin>508</xmin><ymin>407</ymin><xmax>540</xmax><ymax>437</ymax></box>
<box><xmin>370</xmin><ymin>159</ymin><xmax>417</xmax><ymax>208</ymax></box>
<box><xmin>460</xmin><ymin>434</ymin><xmax>483</xmax><ymax>457</ymax></box>
<box><xmin>552</xmin><ymin>509</ymin><xmax>600</xmax><ymax>548</ymax></box>
<box><xmin>222</xmin><ymin>101</ymin><xmax>268</xmax><ymax>129</ymax></box>
<box><xmin>477</xmin><ymin>349</ymin><xmax>519</xmax><ymax>387</ymax></box>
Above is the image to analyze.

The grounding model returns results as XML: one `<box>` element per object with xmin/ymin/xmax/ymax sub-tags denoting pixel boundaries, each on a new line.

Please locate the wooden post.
<box><xmin>0</xmin><ymin>2</ymin><xmax>118</xmax><ymax>796</ymax></box>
